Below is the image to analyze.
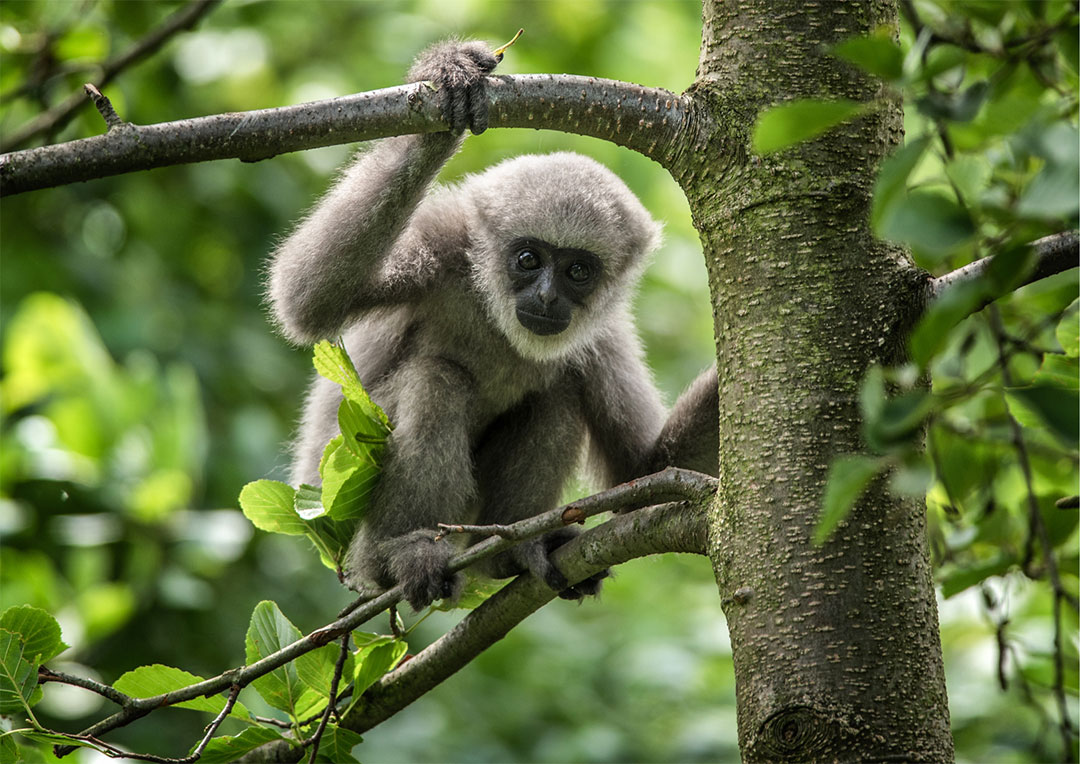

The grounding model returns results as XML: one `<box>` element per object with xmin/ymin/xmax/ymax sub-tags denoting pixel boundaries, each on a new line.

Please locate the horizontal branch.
<box><xmin>928</xmin><ymin>231</ymin><xmax>1079</xmax><ymax>310</ymax></box>
<box><xmin>57</xmin><ymin>468</ymin><xmax>716</xmax><ymax>757</ymax></box>
<box><xmin>241</xmin><ymin>500</ymin><xmax>710</xmax><ymax>762</ymax></box>
<box><xmin>1</xmin><ymin>75</ymin><xmax>699</xmax><ymax>196</ymax></box>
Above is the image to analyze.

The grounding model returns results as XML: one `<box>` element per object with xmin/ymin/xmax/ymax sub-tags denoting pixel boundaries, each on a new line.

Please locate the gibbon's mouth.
<box><xmin>516</xmin><ymin>309</ymin><xmax>570</xmax><ymax>336</ymax></box>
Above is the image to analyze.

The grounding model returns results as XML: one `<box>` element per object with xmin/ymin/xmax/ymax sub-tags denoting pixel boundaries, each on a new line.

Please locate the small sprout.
<box><xmin>493</xmin><ymin>28</ymin><xmax>524</xmax><ymax>61</ymax></box>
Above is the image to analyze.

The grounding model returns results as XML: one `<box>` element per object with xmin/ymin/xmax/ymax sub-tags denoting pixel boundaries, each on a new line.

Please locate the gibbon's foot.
<box><xmin>487</xmin><ymin>526</ymin><xmax>609</xmax><ymax>599</ymax></box>
<box><xmin>386</xmin><ymin>531</ymin><xmax>464</xmax><ymax>610</ymax></box>
<box><xmin>407</xmin><ymin>40</ymin><xmax>498</xmax><ymax>134</ymax></box>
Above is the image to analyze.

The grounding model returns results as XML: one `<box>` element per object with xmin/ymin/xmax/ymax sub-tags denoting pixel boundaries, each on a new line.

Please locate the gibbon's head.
<box><xmin>463</xmin><ymin>152</ymin><xmax>662</xmax><ymax>362</ymax></box>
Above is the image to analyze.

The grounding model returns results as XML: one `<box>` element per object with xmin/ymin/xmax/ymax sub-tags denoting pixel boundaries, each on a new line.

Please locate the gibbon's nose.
<box><xmin>537</xmin><ymin>272</ymin><xmax>558</xmax><ymax>306</ymax></box>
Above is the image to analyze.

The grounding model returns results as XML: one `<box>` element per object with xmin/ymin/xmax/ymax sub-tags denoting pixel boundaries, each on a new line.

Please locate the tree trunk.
<box><xmin>683</xmin><ymin>1</ymin><xmax>955</xmax><ymax>760</ymax></box>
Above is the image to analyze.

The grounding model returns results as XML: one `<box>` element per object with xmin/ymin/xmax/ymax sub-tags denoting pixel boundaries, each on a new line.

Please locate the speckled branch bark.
<box><xmin>1</xmin><ymin>75</ymin><xmax>703</xmax><ymax>196</ymax></box>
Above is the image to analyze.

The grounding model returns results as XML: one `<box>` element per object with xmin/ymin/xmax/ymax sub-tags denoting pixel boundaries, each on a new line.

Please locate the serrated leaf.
<box><xmin>866</xmin><ymin>391</ymin><xmax>935</xmax><ymax>451</ymax></box>
<box><xmin>113</xmin><ymin>665</ymin><xmax>250</xmax><ymax>719</ymax></box>
<box><xmin>311</xmin><ymin>726</ymin><xmax>363</xmax><ymax>763</ymax></box>
<box><xmin>0</xmin><ymin>629</ymin><xmax>38</xmax><ymax>715</ymax></box>
<box><xmin>1058</xmin><ymin>298</ymin><xmax>1079</xmax><ymax>357</ymax></box>
<box><xmin>349</xmin><ymin>638</ymin><xmax>407</xmax><ymax>710</ymax></box>
<box><xmin>312</xmin><ymin>342</ymin><xmax>391</xmax><ymax>433</ymax></box>
<box><xmin>752</xmin><ymin>98</ymin><xmax>865</xmax><ymax>154</ymax></box>
<box><xmin>320</xmin><ymin>437</ymin><xmax>378</xmax><ymax>522</ymax></box>
<box><xmin>245</xmin><ymin>602</ymin><xmax>323</xmax><ymax>718</ymax></box>
<box><xmin>295</xmin><ymin>642</ymin><xmax>353</xmax><ymax>697</ymax></box>
<box><xmin>1006</xmin><ymin>384</ymin><xmax>1080</xmax><ymax>444</ymax></box>
<box><xmin>240</xmin><ymin>481</ymin><xmax>306</xmax><ymax>536</ymax></box>
<box><xmin>0</xmin><ymin>606</ymin><xmax>67</xmax><ymax>664</ymax></box>
<box><xmin>295</xmin><ymin>483</ymin><xmax>326</xmax><ymax>521</ymax></box>
<box><xmin>832</xmin><ymin>34</ymin><xmax>903</xmax><ymax>81</ymax></box>
<box><xmin>814</xmin><ymin>455</ymin><xmax>887</xmax><ymax>545</ymax></box>
<box><xmin>196</xmin><ymin>726</ymin><xmax>288</xmax><ymax>764</ymax></box>
<box><xmin>338</xmin><ymin>398</ymin><xmax>389</xmax><ymax>461</ymax></box>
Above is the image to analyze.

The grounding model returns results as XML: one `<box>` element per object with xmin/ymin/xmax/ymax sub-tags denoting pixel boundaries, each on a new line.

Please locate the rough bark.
<box><xmin>680</xmin><ymin>1</ymin><xmax>955</xmax><ymax>761</ymax></box>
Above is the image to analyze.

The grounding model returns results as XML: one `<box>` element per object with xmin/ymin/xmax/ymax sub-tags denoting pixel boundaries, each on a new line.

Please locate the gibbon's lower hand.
<box><xmin>495</xmin><ymin>527</ymin><xmax>610</xmax><ymax>600</ymax></box>
<box><xmin>407</xmin><ymin>40</ymin><xmax>499</xmax><ymax>134</ymax></box>
<box><xmin>386</xmin><ymin>531</ymin><xmax>463</xmax><ymax>610</ymax></box>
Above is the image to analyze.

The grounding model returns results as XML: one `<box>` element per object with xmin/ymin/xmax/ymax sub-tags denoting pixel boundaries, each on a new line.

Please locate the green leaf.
<box><xmin>814</xmin><ymin>455</ymin><xmax>887</xmax><ymax>545</ymax></box>
<box><xmin>871</xmin><ymin>136</ymin><xmax>930</xmax><ymax>230</ymax></box>
<box><xmin>295</xmin><ymin>483</ymin><xmax>326</xmax><ymax>521</ymax></box>
<box><xmin>310</xmin><ymin>726</ymin><xmax>363</xmax><ymax>763</ymax></box>
<box><xmin>312</xmin><ymin>342</ymin><xmax>391</xmax><ymax>434</ymax></box>
<box><xmin>916</xmin><ymin>81</ymin><xmax>989</xmax><ymax>122</ymax></box>
<box><xmin>876</xmin><ymin>190</ymin><xmax>976</xmax><ymax>264</ymax></box>
<box><xmin>910</xmin><ymin>279</ymin><xmax>986</xmax><ymax>368</ymax></box>
<box><xmin>1058</xmin><ymin>298</ymin><xmax>1079</xmax><ymax>357</ymax></box>
<box><xmin>1006</xmin><ymin>384</ymin><xmax>1080</xmax><ymax>443</ymax></box>
<box><xmin>752</xmin><ymin>98</ymin><xmax>865</xmax><ymax>154</ymax></box>
<box><xmin>352</xmin><ymin>637</ymin><xmax>407</xmax><ymax>698</ymax></box>
<box><xmin>1034</xmin><ymin>354</ymin><xmax>1079</xmax><ymax>390</ymax></box>
<box><xmin>0</xmin><ymin>734</ymin><xmax>18</xmax><ymax>764</ymax></box>
<box><xmin>0</xmin><ymin>606</ymin><xmax>67</xmax><ymax>664</ymax></box>
<box><xmin>940</xmin><ymin>552</ymin><xmax>1015</xmax><ymax>598</ymax></box>
<box><xmin>0</xmin><ymin>629</ymin><xmax>38</xmax><ymax>715</ymax></box>
<box><xmin>319</xmin><ymin>436</ymin><xmax>378</xmax><ymax>522</ymax></box>
<box><xmin>245</xmin><ymin>602</ymin><xmax>323</xmax><ymax>718</ymax></box>
<box><xmin>196</xmin><ymin>727</ymin><xmax>289</xmax><ymax>764</ymax></box>
<box><xmin>113</xmin><ymin>665</ymin><xmax>250</xmax><ymax>719</ymax></box>
<box><xmin>240</xmin><ymin>481</ymin><xmax>306</xmax><ymax>536</ymax></box>
<box><xmin>295</xmin><ymin>642</ymin><xmax>353</xmax><ymax>697</ymax></box>
<box><xmin>832</xmin><ymin>34</ymin><xmax>903</xmax><ymax>81</ymax></box>
<box><xmin>866</xmin><ymin>391</ymin><xmax>935</xmax><ymax>451</ymax></box>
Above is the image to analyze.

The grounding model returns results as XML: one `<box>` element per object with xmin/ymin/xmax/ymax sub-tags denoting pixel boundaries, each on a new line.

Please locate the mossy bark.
<box><xmin>676</xmin><ymin>1</ymin><xmax>954</xmax><ymax>760</ymax></box>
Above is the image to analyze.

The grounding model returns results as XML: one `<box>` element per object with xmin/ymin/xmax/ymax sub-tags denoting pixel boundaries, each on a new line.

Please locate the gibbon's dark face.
<box><xmin>505</xmin><ymin>238</ymin><xmax>603</xmax><ymax>336</ymax></box>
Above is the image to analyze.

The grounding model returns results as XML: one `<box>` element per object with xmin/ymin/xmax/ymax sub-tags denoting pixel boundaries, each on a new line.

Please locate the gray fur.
<box><xmin>268</xmin><ymin>40</ymin><xmax>714</xmax><ymax>610</ymax></box>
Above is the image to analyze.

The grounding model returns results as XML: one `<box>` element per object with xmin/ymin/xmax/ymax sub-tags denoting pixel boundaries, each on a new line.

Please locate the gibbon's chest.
<box><xmin>412</xmin><ymin>285</ymin><xmax>565</xmax><ymax>416</ymax></box>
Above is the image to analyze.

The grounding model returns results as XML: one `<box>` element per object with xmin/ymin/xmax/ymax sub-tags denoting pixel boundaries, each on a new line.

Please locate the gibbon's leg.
<box><xmin>472</xmin><ymin>382</ymin><xmax>606</xmax><ymax>599</ymax></box>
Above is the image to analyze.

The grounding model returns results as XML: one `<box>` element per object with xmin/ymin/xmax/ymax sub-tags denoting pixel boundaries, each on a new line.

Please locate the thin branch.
<box><xmin>82</xmin><ymin>84</ymin><xmax>125</xmax><ymax>130</ymax></box>
<box><xmin>38</xmin><ymin>666</ymin><xmax>133</xmax><ymax>707</ymax></box>
<box><xmin>304</xmin><ymin>635</ymin><xmax>351</xmax><ymax>764</ymax></box>
<box><xmin>56</xmin><ymin>468</ymin><xmax>716</xmax><ymax>757</ymax></box>
<box><xmin>988</xmin><ymin>306</ymin><xmax>1079</xmax><ymax>762</ymax></box>
<box><xmin>1</xmin><ymin>75</ymin><xmax>699</xmax><ymax>196</ymax></box>
<box><xmin>928</xmin><ymin>231</ymin><xmax>1079</xmax><ymax>311</ymax></box>
<box><xmin>1</xmin><ymin>0</ymin><xmax>221</xmax><ymax>152</ymax></box>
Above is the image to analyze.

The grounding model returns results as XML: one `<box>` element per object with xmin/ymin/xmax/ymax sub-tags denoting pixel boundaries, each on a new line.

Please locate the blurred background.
<box><xmin>0</xmin><ymin>1</ymin><xmax>1073</xmax><ymax>762</ymax></box>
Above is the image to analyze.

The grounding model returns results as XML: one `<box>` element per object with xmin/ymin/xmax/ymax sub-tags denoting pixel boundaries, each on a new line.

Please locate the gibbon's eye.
<box><xmin>567</xmin><ymin>261</ymin><xmax>591</xmax><ymax>283</ymax></box>
<box><xmin>517</xmin><ymin>250</ymin><xmax>541</xmax><ymax>270</ymax></box>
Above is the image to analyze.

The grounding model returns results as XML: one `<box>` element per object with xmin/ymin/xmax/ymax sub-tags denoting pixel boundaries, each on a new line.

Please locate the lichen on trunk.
<box><xmin>680</xmin><ymin>0</ymin><xmax>955</xmax><ymax>760</ymax></box>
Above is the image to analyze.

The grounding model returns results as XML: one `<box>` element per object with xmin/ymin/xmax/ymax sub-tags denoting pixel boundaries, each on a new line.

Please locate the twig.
<box><xmin>57</xmin><ymin>467</ymin><xmax>715</xmax><ymax>757</ymax></box>
<box><xmin>988</xmin><ymin>306</ymin><xmax>1079</xmax><ymax>762</ymax></box>
<box><xmin>83</xmin><ymin>84</ymin><xmax>125</xmax><ymax>130</ymax></box>
<box><xmin>342</xmin><ymin>467</ymin><xmax>714</xmax><ymax>618</ymax></box>
<box><xmin>2</xmin><ymin>0</ymin><xmax>221</xmax><ymax>151</ymax></box>
<box><xmin>305</xmin><ymin>634</ymin><xmax>351</xmax><ymax>764</ymax></box>
<box><xmin>0</xmin><ymin>75</ymin><xmax>697</xmax><ymax>196</ymax></box>
<box><xmin>38</xmin><ymin>666</ymin><xmax>134</xmax><ymax>706</ymax></box>
<box><xmin>928</xmin><ymin>231</ymin><xmax>1079</xmax><ymax>310</ymax></box>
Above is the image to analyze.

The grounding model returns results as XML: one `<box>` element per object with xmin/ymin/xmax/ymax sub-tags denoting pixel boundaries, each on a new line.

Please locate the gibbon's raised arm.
<box><xmin>267</xmin><ymin>132</ymin><xmax>463</xmax><ymax>344</ymax></box>
<box><xmin>268</xmin><ymin>40</ymin><xmax>499</xmax><ymax>345</ymax></box>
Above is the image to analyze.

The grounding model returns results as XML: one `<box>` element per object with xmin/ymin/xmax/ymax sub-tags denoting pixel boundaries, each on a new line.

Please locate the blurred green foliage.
<box><xmin>0</xmin><ymin>1</ymin><xmax>1076</xmax><ymax>762</ymax></box>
